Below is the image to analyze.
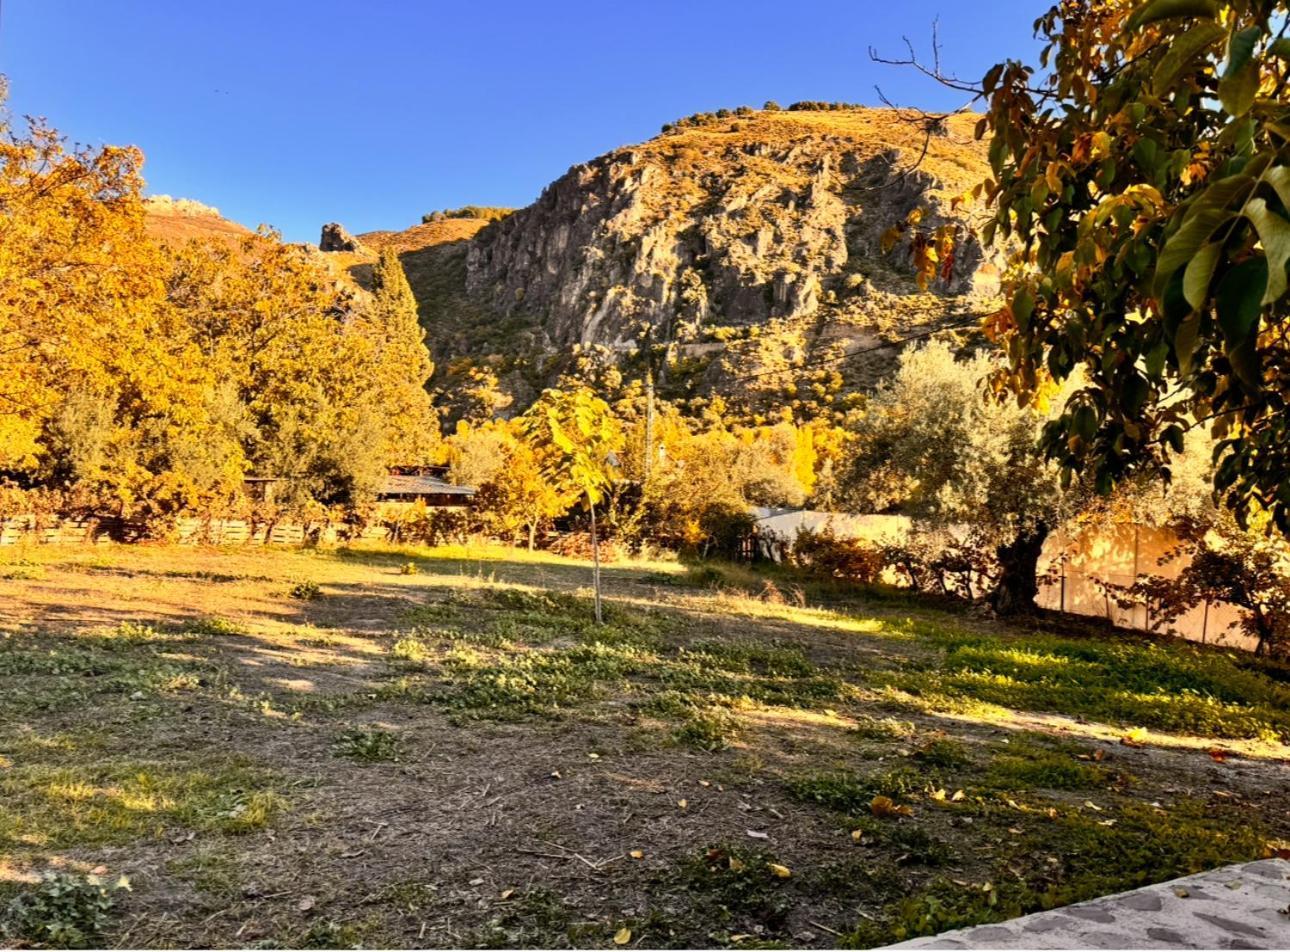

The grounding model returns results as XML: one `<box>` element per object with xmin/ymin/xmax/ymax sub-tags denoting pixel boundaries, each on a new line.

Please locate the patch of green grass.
<box><xmin>879</xmin><ymin>625</ymin><xmax>1290</xmax><ymax>742</ymax></box>
<box><xmin>181</xmin><ymin>617</ymin><xmax>247</xmax><ymax>637</ymax></box>
<box><xmin>845</xmin><ymin>797</ymin><xmax>1269</xmax><ymax>946</ymax></box>
<box><xmin>912</xmin><ymin>736</ymin><xmax>971</xmax><ymax>768</ymax></box>
<box><xmin>0</xmin><ymin>759</ymin><xmax>284</xmax><ymax>849</ymax></box>
<box><xmin>786</xmin><ymin>766</ymin><xmax>934</xmax><ymax>815</ymax></box>
<box><xmin>665</xmin><ymin>846</ymin><xmax>796</xmax><ymax>940</ymax></box>
<box><xmin>672</xmin><ymin>706</ymin><xmax>741</xmax><ymax>751</ymax></box>
<box><xmin>885</xmin><ymin>824</ymin><xmax>957</xmax><ymax>866</ymax></box>
<box><xmin>438</xmin><ymin>640</ymin><xmax>651</xmax><ymax>720</ymax></box>
<box><xmin>851</xmin><ymin>715</ymin><xmax>915</xmax><ymax>740</ymax></box>
<box><xmin>335</xmin><ymin>728</ymin><xmax>401</xmax><ymax>763</ymax></box>
<box><xmin>984</xmin><ymin>739</ymin><xmax>1114</xmax><ymax>791</ymax></box>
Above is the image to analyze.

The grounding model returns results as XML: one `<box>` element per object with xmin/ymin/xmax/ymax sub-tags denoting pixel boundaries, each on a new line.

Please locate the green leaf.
<box><xmin>1124</xmin><ymin>374</ymin><xmax>1150</xmax><ymax>416</ymax></box>
<box><xmin>1263</xmin><ymin>165</ymin><xmax>1290</xmax><ymax>214</ymax></box>
<box><xmin>1244</xmin><ymin>198</ymin><xmax>1290</xmax><ymax>304</ymax></box>
<box><xmin>1156</xmin><ymin>206</ymin><xmax>1236</xmax><ymax>294</ymax></box>
<box><xmin>1011</xmin><ymin>287</ymin><xmax>1035</xmax><ymax>330</ymax></box>
<box><xmin>1270</xmin><ymin>38</ymin><xmax>1290</xmax><ymax>60</ymax></box>
<box><xmin>1174</xmin><ymin>311</ymin><xmax>1202</xmax><ymax>376</ymax></box>
<box><xmin>1183</xmin><ymin>242</ymin><xmax>1222</xmax><ymax>308</ymax></box>
<box><xmin>1152</xmin><ymin>21</ymin><xmax>1225</xmax><ymax>92</ymax></box>
<box><xmin>1128</xmin><ymin>0</ymin><xmax>1218</xmax><ymax>30</ymax></box>
<box><xmin>1225</xmin><ymin>26</ymin><xmax>1261</xmax><ymax>78</ymax></box>
<box><xmin>1072</xmin><ymin>404</ymin><xmax>1098</xmax><ymax>441</ymax></box>
<box><xmin>1218</xmin><ymin>62</ymin><xmax>1259</xmax><ymax>117</ymax></box>
<box><xmin>1155</xmin><ymin>173</ymin><xmax>1254</xmax><ymax>294</ymax></box>
<box><xmin>1215</xmin><ymin>257</ymin><xmax>1266</xmax><ymax>391</ymax></box>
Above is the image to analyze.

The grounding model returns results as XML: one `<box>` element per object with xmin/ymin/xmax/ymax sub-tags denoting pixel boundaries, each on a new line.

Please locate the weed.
<box><xmin>846</xmin><ymin>797</ymin><xmax>1268</xmax><ymax>945</ymax></box>
<box><xmin>289</xmin><ymin>581</ymin><xmax>321</xmax><ymax>600</ymax></box>
<box><xmin>851</xmin><ymin>715</ymin><xmax>915</xmax><ymax>740</ymax></box>
<box><xmin>673</xmin><ymin>707</ymin><xmax>740</xmax><ymax>751</ymax></box>
<box><xmin>335</xmin><ymin>728</ymin><xmax>401</xmax><ymax>763</ymax></box>
<box><xmin>787</xmin><ymin>767</ymin><xmax>933</xmax><ymax>815</ymax></box>
<box><xmin>1</xmin><ymin>872</ymin><xmax>129</xmax><ymax>949</ymax></box>
<box><xmin>666</xmin><ymin>845</ymin><xmax>795</xmax><ymax>939</ymax></box>
<box><xmin>182</xmin><ymin>617</ymin><xmax>246</xmax><ymax>637</ymax></box>
<box><xmin>985</xmin><ymin>742</ymin><xmax>1113</xmax><ymax>791</ymax></box>
<box><xmin>399</xmin><ymin>561</ymin><xmax>419</xmax><ymax>576</ymax></box>
<box><xmin>912</xmin><ymin>736</ymin><xmax>971</xmax><ymax>768</ymax></box>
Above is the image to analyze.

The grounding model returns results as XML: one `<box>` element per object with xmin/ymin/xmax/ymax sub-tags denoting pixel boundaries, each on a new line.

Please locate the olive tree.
<box><xmin>846</xmin><ymin>341</ymin><xmax>1072</xmax><ymax>613</ymax></box>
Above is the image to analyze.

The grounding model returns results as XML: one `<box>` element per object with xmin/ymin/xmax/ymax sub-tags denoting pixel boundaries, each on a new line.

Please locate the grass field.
<box><xmin>1</xmin><ymin>543</ymin><xmax>1288</xmax><ymax>948</ymax></box>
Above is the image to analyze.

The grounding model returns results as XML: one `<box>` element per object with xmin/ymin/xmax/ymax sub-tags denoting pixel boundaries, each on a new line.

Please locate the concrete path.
<box><xmin>886</xmin><ymin>859</ymin><xmax>1290</xmax><ymax>949</ymax></box>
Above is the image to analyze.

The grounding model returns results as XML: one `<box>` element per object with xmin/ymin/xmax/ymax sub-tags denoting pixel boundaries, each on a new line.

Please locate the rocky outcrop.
<box><xmin>463</xmin><ymin>109</ymin><xmax>998</xmax><ymax>358</ymax></box>
<box><xmin>320</xmin><ymin>222</ymin><xmax>366</xmax><ymax>253</ymax></box>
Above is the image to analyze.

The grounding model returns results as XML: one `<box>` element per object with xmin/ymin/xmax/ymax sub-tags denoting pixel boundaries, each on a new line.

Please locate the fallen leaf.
<box><xmin>588</xmin><ymin>752</ymin><xmax>600</xmax><ymax>760</ymax></box>
<box><xmin>768</xmin><ymin>863</ymin><xmax>792</xmax><ymax>879</ymax></box>
<box><xmin>677</xmin><ymin>799</ymin><xmax>688</xmax><ymax>810</ymax></box>
<box><xmin>629</xmin><ymin>850</ymin><xmax>644</xmax><ymax>860</ymax></box>
<box><xmin>550</xmin><ymin>770</ymin><xmax>562</xmax><ymax>780</ymax></box>
<box><xmin>871</xmin><ymin>795</ymin><xmax>914</xmax><ymax>818</ymax></box>
<box><xmin>1208</xmin><ymin>747</ymin><xmax>1232</xmax><ymax>763</ymax></box>
<box><xmin>298</xmin><ymin>896</ymin><xmax>316</xmax><ymax>912</ymax></box>
<box><xmin>499</xmin><ymin>888</ymin><xmax>515</xmax><ymax>900</ymax></box>
<box><xmin>614</xmin><ymin>927</ymin><xmax>632</xmax><ymax>945</ymax></box>
<box><xmin>951</xmin><ymin>789</ymin><xmax>965</xmax><ymax>802</ymax></box>
<box><xmin>1093</xmin><ymin>749</ymin><xmax>1106</xmax><ymax>762</ymax></box>
<box><xmin>930</xmin><ymin>788</ymin><xmax>947</xmax><ymax>801</ymax></box>
<box><xmin>728</xmin><ymin>856</ymin><xmax>746</xmax><ymax>872</ymax></box>
<box><xmin>850</xmin><ymin>829</ymin><xmax>864</xmax><ymax>843</ymax></box>
<box><xmin>699</xmin><ymin>780</ymin><xmax>711</xmax><ymax>787</ymax></box>
<box><xmin>1007</xmin><ymin>827</ymin><xmax>1023</xmax><ymax>835</ymax></box>
<box><xmin>1083</xmin><ymin>801</ymin><xmax>1103</xmax><ymax>812</ymax></box>
<box><xmin>746</xmin><ymin>829</ymin><xmax>769</xmax><ymax>840</ymax></box>
<box><xmin>1173</xmin><ymin>887</ymin><xmax>1190</xmax><ymax>898</ymax></box>
<box><xmin>1121</xmin><ymin>728</ymin><xmax>1148</xmax><ymax>748</ymax></box>
<box><xmin>1263</xmin><ymin>842</ymin><xmax>1290</xmax><ymax>859</ymax></box>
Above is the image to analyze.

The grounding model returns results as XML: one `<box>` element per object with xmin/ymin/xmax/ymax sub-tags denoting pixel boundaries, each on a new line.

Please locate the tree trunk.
<box><xmin>590</xmin><ymin>500</ymin><xmax>603</xmax><ymax>625</ymax></box>
<box><xmin>991</xmin><ymin>522</ymin><xmax>1049</xmax><ymax>616</ymax></box>
<box><xmin>527</xmin><ymin>522</ymin><xmax>537</xmax><ymax>551</ymax></box>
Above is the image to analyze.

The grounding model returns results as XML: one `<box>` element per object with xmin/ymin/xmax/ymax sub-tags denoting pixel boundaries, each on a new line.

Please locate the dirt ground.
<box><xmin>1</xmin><ymin>543</ymin><xmax>1287</xmax><ymax>949</ymax></box>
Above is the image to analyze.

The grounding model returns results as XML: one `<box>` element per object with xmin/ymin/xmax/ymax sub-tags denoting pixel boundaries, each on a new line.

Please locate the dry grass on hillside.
<box><xmin>142</xmin><ymin>204</ymin><xmax>253</xmax><ymax>248</ymax></box>
<box><xmin>1</xmin><ymin>544</ymin><xmax>1288</xmax><ymax>948</ymax></box>
<box><xmin>635</xmin><ymin>109</ymin><xmax>989</xmax><ymax>200</ymax></box>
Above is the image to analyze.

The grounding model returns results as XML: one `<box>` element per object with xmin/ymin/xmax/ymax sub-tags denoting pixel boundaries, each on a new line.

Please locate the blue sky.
<box><xmin>1</xmin><ymin>0</ymin><xmax>1042</xmax><ymax>243</ymax></box>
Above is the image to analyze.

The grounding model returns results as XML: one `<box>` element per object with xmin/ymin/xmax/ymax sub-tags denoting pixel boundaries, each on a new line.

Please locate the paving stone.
<box><xmin>883</xmin><ymin>859</ymin><xmax>1290</xmax><ymax>949</ymax></box>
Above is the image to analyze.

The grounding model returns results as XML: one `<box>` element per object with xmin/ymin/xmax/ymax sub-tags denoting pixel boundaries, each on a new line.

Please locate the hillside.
<box><xmin>142</xmin><ymin>196</ymin><xmax>253</xmax><ymax>246</ymax></box>
<box><xmin>336</xmin><ymin>106</ymin><xmax>1000</xmax><ymax>415</ymax></box>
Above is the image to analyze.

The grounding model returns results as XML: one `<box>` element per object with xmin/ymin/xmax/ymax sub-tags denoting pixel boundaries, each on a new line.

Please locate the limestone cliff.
<box><xmin>345</xmin><ymin>107</ymin><xmax>1003</xmax><ymax>412</ymax></box>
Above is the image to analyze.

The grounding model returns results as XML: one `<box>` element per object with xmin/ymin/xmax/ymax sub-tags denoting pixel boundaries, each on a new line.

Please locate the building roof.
<box><xmin>379</xmin><ymin>474</ymin><xmax>475</xmax><ymax>497</ymax></box>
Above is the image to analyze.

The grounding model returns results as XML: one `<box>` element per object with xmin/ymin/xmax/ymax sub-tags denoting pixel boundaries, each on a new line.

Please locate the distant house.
<box><xmin>242</xmin><ymin>469</ymin><xmax>475</xmax><ymax>509</ymax></box>
<box><xmin>377</xmin><ymin>469</ymin><xmax>475</xmax><ymax>508</ymax></box>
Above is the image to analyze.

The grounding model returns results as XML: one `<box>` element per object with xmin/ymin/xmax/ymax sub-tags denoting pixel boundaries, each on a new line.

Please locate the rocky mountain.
<box><xmin>331</xmin><ymin>107</ymin><xmax>1000</xmax><ymax>415</ymax></box>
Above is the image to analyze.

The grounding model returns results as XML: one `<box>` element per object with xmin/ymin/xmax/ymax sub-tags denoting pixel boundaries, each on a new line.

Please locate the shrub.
<box><xmin>1</xmin><ymin>872</ymin><xmax>130</xmax><ymax>949</ymax></box>
<box><xmin>289</xmin><ymin>580</ymin><xmax>321</xmax><ymax>600</ymax></box>
<box><xmin>790</xmin><ymin>527</ymin><xmax>886</xmax><ymax>583</ymax></box>
<box><xmin>763</xmin><ymin>100</ymin><xmax>782</xmax><ymax>111</ymax></box>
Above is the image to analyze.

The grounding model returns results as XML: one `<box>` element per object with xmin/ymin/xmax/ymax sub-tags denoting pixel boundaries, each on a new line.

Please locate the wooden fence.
<box><xmin>0</xmin><ymin>514</ymin><xmax>395</xmax><ymax>547</ymax></box>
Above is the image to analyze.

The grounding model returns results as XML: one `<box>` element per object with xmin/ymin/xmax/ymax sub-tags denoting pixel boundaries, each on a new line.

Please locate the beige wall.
<box><xmin>1037</xmin><ymin>524</ymin><xmax>1254</xmax><ymax>651</ymax></box>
